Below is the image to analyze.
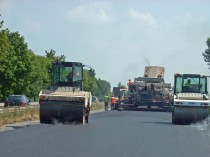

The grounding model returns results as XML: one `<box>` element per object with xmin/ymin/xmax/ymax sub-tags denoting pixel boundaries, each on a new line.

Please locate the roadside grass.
<box><xmin>0</xmin><ymin>102</ymin><xmax>105</xmax><ymax>126</ymax></box>
<box><xmin>0</xmin><ymin>107</ymin><xmax>39</xmax><ymax>126</ymax></box>
<box><xmin>90</xmin><ymin>102</ymin><xmax>105</xmax><ymax>111</ymax></box>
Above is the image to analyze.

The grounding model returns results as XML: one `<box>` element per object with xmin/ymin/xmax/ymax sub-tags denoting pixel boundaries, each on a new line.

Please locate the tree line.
<box><xmin>0</xmin><ymin>19</ymin><xmax>111</xmax><ymax>101</ymax></box>
<box><xmin>203</xmin><ymin>37</ymin><xmax>210</xmax><ymax>68</ymax></box>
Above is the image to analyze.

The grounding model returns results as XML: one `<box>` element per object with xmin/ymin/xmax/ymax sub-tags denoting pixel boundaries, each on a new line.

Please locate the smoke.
<box><xmin>190</xmin><ymin>119</ymin><xmax>208</xmax><ymax>131</ymax></box>
<box><xmin>144</xmin><ymin>57</ymin><xmax>151</xmax><ymax>66</ymax></box>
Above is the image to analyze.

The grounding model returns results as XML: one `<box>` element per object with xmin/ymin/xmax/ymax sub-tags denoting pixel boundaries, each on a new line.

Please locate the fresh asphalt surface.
<box><xmin>0</xmin><ymin>109</ymin><xmax>210</xmax><ymax>157</ymax></box>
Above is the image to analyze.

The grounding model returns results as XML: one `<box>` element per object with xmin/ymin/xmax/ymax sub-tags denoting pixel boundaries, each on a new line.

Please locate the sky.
<box><xmin>1</xmin><ymin>0</ymin><xmax>210</xmax><ymax>87</ymax></box>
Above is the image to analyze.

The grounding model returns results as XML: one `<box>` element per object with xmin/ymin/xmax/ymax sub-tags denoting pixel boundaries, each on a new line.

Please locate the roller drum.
<box><xmin>40</xmin><ymin>100</ymin><xmax>89</xmax><ymax>124</ymax></box>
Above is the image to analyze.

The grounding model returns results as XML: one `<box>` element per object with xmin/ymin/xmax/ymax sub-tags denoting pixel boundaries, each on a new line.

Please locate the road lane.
<box><xmin>0</xmin><ymin>110</ymin><xmax>209</xmax><ymax>157</ymax></box>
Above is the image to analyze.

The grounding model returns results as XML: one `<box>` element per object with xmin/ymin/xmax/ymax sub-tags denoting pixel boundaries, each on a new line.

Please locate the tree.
<box><xmin>28</xmin><ymin>53</ymin><xmax>52</xmax><ymax>101</ymax></box>
<box><xmin>45</xmin><ymin>49</ymin><xmax>66</xmax><ymax>61</ymax></box>
<box><xmin>83</xmin><ymin>69</ymin><xmax>97</xmax><ymax>94</ymax></box>
<box><xmin>94</xmin><ymin>79</ymin><xmax>111</xmax><ymax>97</ymax></box>
<box><xmin>202</xmin><ymin>37</ymin><xmax>210</xmax><ymax>68</ymax></box>
<box><xmin>45</xmin><ymin>49</ymin><xmax>56</xmax><ymax>60</ymax></box>
<box><xmin>0</xmin><ymin>26</ymin><xmax>14</xmax><ymax>100</ymax></box>
<box><xmin>6</xmin><ymin>31</ymin><xmax>33</xmax><ymax>96</ymax></box>
<box><xmin>0</xmin><ymin>19</ymin><xmax>52</xmax><ymax>101</ymax></box>
<box><xmin>118</xmin><ymin>82</ymin><xmax>126</xmax><ymax>88</ymax></box>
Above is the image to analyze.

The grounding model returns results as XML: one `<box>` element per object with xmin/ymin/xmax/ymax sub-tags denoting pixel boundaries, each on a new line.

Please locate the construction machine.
<box><xmin>39</xmin><ymin>61</ymin><xmax>94</xmax><ymax>124</ymax></box>
<box><xmin>124</xmin><ymin>66</ymin><xmax>172</xmax><ymax>110</ymax></box>
<box><xmin>112</xmin><ymin>87</ymin><xmax>128</xmax><ymax>110</ymax></box>
<box><xmin>172</xmin><ymin>74</ymin><xmax>210</xmax><ymax>124</ymax></box>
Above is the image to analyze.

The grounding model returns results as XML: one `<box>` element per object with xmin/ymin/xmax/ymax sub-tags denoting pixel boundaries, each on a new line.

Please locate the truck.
<box><xmin>172</xmin><ymin>73</ymin><xmax>210</xmax><ymax>124</ymax></box>
<box><xmin>39</xmin><ymin>61</ymin><xmax>94</xmax><ymax>124</ymax></box>
<box><xmin>124</xmin><ymin>66</ymin><xmax>172</xmax><ymax>109</ymax></box>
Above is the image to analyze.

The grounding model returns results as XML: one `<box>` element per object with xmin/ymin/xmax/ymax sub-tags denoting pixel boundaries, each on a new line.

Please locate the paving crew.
<box><xmin>104</xmin><ymin>95</ymin><xmax>109</xmax><ymax>111</ymax></box>
<box><xmin>111</xmin><ymin>95</ymin><xmax>116</xmax><ymax>110</ymax></box>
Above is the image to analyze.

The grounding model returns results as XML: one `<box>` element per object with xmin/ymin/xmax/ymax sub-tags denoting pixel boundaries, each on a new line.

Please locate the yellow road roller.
<box><xmin>39</xmin><ymin>61</ymin><xmax>94</xmax><ymax>124</ymax></box>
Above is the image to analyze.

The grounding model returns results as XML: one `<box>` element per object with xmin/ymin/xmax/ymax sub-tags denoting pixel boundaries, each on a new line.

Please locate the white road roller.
<box><xmin>172</xmin><ymin>74</ymin><xmax>209</xmax><ymax>124</ymax></box>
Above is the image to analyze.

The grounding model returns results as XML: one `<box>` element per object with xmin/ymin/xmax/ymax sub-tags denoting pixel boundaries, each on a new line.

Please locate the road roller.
<box><xmin>39</xmin><ymin>61</ymin><xmax>94</xmax><ymax>124</ymax></box>
<box><xmin>172</xmin><ymin>74</ymin><xmax>209</xmax><ymax>124</ymax></box>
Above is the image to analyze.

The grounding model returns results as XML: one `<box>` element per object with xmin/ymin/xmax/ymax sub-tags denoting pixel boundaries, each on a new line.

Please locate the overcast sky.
<box><xmin>1</xmin><ymin>0</ymin><xmax>210</xmax><ymax>87</ymax></box>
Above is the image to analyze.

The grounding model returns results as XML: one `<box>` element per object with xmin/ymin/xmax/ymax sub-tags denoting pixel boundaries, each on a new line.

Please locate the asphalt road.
<box><xmin>0</xmin><ymin>110</ymin><xmax>210</xmax><ymax>157</ymax></box>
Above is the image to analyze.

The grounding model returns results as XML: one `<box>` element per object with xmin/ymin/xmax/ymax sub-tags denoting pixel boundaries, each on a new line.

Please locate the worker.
<box><xmin>104</xmin><ymin>95</ymin><xmax>109</xmax><ymax>111</ymax></box>
<box><xmin>116</xmin><ymin>95</ymin><xmax>121</xmax><ymax>110</ymax></box>
<box><xmin>128</xmin><ymin>79</ymin><xmax>134</xmax><ymax>86</ymax></box>
<box><xmin>128</xmin><ymin>79</ymin><xmax>135</xmax><ymax>92</ymax></box>
<box><xmin>185</xmin><ymin>79</ymin><xmax>191</xmax><ymax>87</ymax></box>
<box><xmin>111</xmin><ymin>95</ymin><xmax>116</xmax><ymax>110</ymax></box>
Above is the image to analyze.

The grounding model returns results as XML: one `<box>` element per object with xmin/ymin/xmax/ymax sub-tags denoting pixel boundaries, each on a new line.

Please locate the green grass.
<box><xmin>90</xmin><ymin>102</ymin><xmax>105</xmax><ymax>111</ymax></box>
<box><xmin>0</xmin><ymin>107</ymin><xmax>39</xmax><ymax>126</ymax></box>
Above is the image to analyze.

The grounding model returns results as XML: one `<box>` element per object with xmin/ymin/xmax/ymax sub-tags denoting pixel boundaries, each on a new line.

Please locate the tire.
<box><xmin>82</xmin><ymin>106</ymin><xmax>90</xmax><ymax>125</ymax></box>
<box><xmin>172</xmin><ymin>111</ymin><xmax>174</xmax><ymax>124</ymax></box>
<box><xmin>172</xmin><ymin>110</ymin><xmax>179</xmax><ymax>125</ymax></box>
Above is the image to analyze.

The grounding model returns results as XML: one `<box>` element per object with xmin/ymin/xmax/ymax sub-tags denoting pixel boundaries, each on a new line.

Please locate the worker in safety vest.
<box><xmin>111</xmin><ymin>95</ymin><xmax>116</xmax><ymax>110</ymax></box>
<box><xmin>104</xmin><ymin>95</ymin><xmax>109</xmax><ymax>111</ymax></box>
<box><xmin>128</xmin><ymin>79</ymin><xmax>134</xmax><ymax>92</ymax></box>
<box><xmin>128</xmin><ymin>79</ymin><xmax>134</xmax><ymax>86</ymax></box>
<box><xmin>116</xmin><ymin>95</ymin><xmax>122</xmax><ymax>110</ymax></box>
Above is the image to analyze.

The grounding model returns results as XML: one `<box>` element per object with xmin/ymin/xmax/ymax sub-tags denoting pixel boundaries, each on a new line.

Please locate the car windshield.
<box><xmin>174</xmin><ymin>75</ymin><xmax>207</xmax><ymax>94</ymax></box>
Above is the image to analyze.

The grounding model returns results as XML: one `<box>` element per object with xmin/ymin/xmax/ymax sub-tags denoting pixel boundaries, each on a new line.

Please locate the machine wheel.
<box><xmin>82</xmin><ymin>106</ymin><xmax>90</xmax><ymax>125</ymax></box>
<box><xmin>82</xmin><ymin>115</ymin><xmax>89</xmax><ymax>125</ymax></box>
<box><xmin>172</xmin><ymin>111</ymin><xmax>174</xmax><ymax>124</ymax></box>
<box><xmin>85</xmin><ymin>115</ymin><xmax>89</xmax><ymax>123</ymax></box>
<box><xmin>172</xmin><ymin>110</ymin><xmax>179</xmax><ymax>125</ymax></box>
<box><xmin>40</xmin><ymin>111</ymin><xmax>45</xmax><ymax>124</ymax></box>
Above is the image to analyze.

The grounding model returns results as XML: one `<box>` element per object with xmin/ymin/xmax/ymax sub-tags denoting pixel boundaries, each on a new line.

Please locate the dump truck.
<box><xmin>39</xmin><ymin>61</ymin><xmax>94</xmax><ymax>124</ymax></box>
<box><xmin>124</xmin><ymin>66</ymin><xmax>172</xmax><ymax>109</ymax></box>
<box><xmin>172</xmin><ymin>73</ymin><xmax>210</xmax><ymax>124</ymax></box>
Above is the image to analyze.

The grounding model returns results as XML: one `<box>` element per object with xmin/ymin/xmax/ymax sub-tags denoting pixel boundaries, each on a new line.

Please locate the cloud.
<box><xmin>128</xmin><ymin>8</ymin><xmax>159</xmax><ymax>28</ymax></box>
<box><xmin>65</xmin><ymin>1</ymin><xmax>114</xmax><ymax>25</ymax></box>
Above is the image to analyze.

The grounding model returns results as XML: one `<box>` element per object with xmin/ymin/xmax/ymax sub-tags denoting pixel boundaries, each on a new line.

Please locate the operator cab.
<box><xmin>174</xmin><ymin>74</ymin><xmax>208</xmax><ymax>94</ymax></box>
<box><xmin>50</xmin><ymin>62</ymin><xmax>83</xmax><ymax>90</ymax></box>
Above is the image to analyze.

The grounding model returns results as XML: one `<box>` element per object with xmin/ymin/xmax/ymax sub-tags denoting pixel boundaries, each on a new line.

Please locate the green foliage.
<box><xmin>28</xmin><ymin>53</ymin><xmax>51</xmax><ymax>101</ymax></box>
<box><xmin>83</xmin><ymin>70</ymin><xmax>97</xmax><ymax>94</ymax></box>
<box><xmin>94</xmin><ymin>79</ymin><xmax>111</xmax><ymax>97</ymax></box>
<box><xmin>45</xmin><ymin>49</ymin><xmax>66</xmax><ymax>61</ymax></box>
<box><xmin>0</xmin><ymin>28</ymin><xmax>14</xmax><ymax>99</ymax></box>
<box><xmin>0</xmin><ymin>21</ymin><xmax>52</xmax><ymax>101</ymax></box>
<box><xmin>118</xmin><ymin>82</ymin><xmax>126</xmax><ymax>88</ymax></box>
<box><xmin>83</xmin><ymin>70</ymin><xmax>111</xmax><ymax>97</ymax></box>
<box><xmin>202</xmin><ymin>37</ymin><xmax>210</xmax><ymax>68</ymax></box>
